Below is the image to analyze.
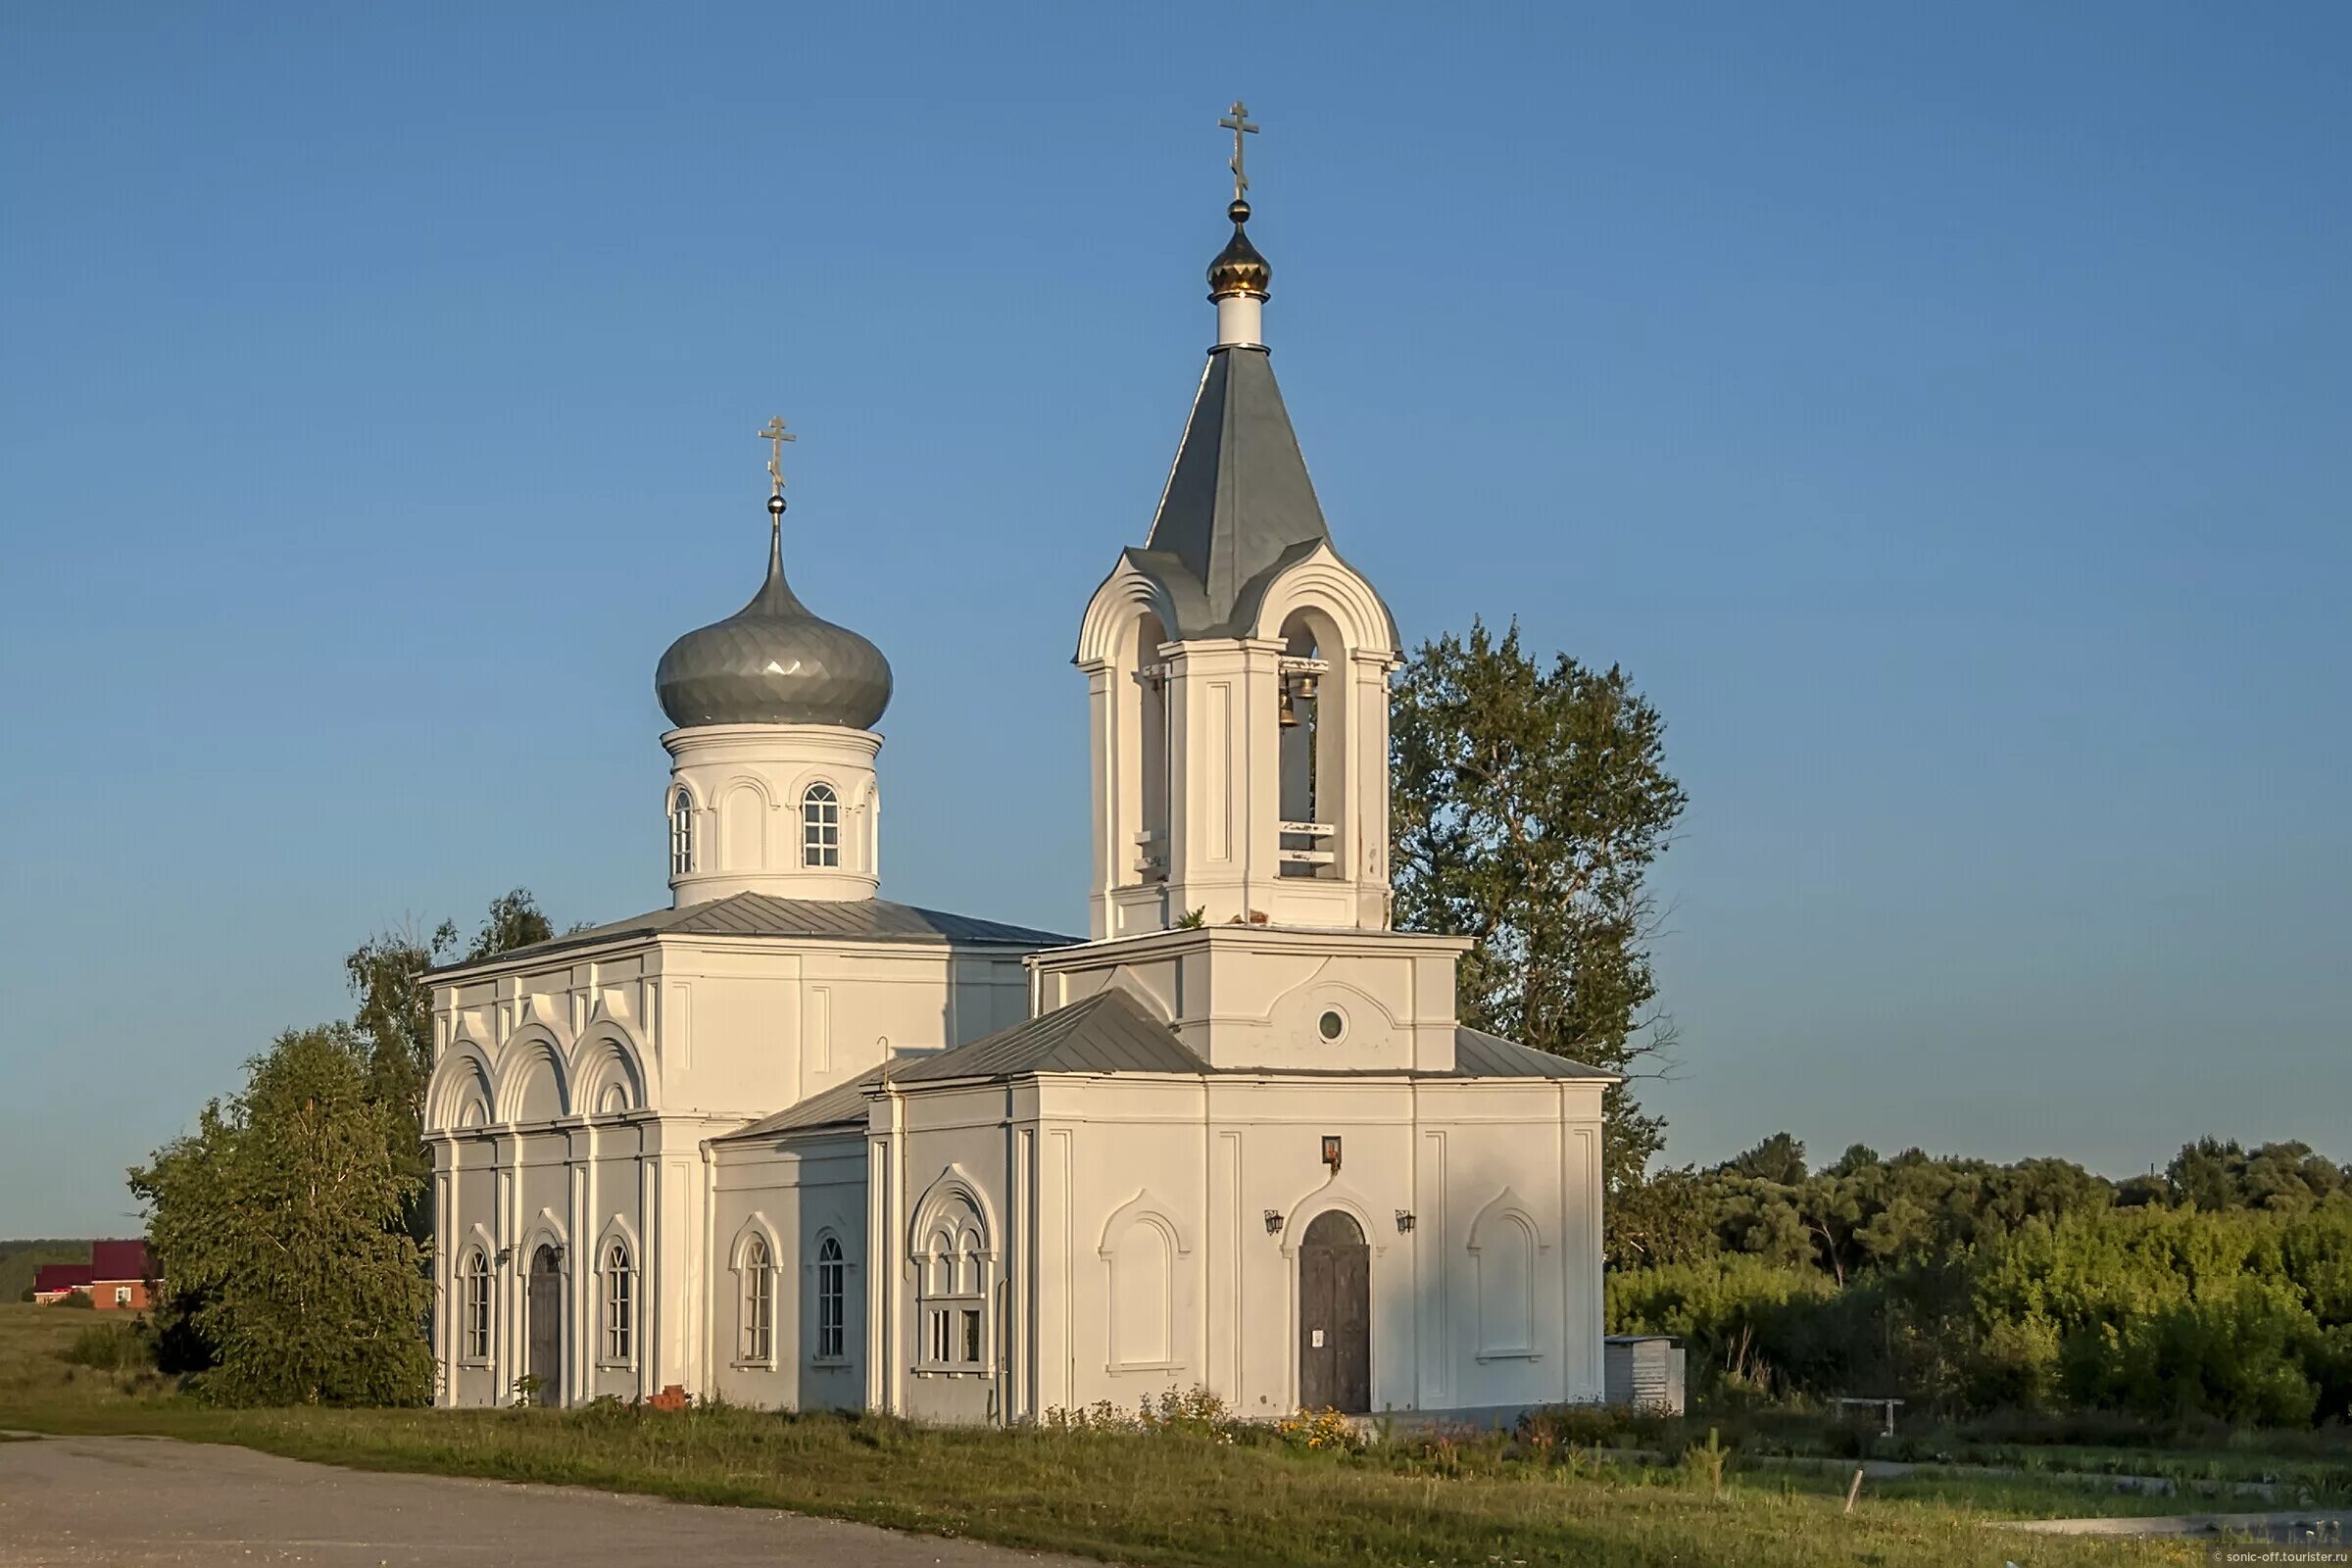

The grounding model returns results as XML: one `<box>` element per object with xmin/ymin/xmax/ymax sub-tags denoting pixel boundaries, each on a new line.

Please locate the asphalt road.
<box><xmin>0</xmin><ymin>1435</ymin><xmax>1080</xmax><ymax>1567</ymax></box>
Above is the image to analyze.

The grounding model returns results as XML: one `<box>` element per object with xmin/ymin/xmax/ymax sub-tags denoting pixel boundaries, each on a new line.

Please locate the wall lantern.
<box><xmin>494</xmin><ymin>1246</ymin><xmax>514</xmax><ymax>1266</ymax></box>
<box><xmin>1321</xmin><ymin>1135</ymin><xmax>1343</xmax><ymax>1174</ymax></box>
<box><xmin>1263</xmin><ymin>1209</ymin><xmax>1285</xmax><ymax>1236</ymax></box>
<box><xmin>1395</xmin><ymin>1210</ymin><xmax>1416</xmax><ymax>1234</ymax></box>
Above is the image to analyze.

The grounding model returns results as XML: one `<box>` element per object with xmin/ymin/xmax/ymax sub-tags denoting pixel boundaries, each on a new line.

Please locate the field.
<box><xmin>0</xmin><ymin>1303</ymin><xmax>2259</xmax><ymax>1567</ymax></box>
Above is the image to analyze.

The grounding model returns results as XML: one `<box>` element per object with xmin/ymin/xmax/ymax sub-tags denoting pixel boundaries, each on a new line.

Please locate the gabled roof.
<box><xmin>890</xmin><ymin>988</ymin><xmax>1208</xmax><ymax>1084</ymax></box>
<box><xmin>433</xmin><ymin>893</ymin><xmax>1074</xmax><ymax>976</ymax></box>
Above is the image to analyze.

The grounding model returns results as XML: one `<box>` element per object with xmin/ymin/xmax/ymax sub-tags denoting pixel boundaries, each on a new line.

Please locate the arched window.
<box><xmin>669</xmin><ymin>789</ymin><xmax>695</xmax><ymax>877</ymax></box>
<box><xmin>814</xmin><ymin>1236</ymin><xmax>845</xmax><ymax>1360</ymax></box>
<box><xmin>915</xmin><ymin>1194</ymin><xmax>990</xmax><ymax>1371</ymax></box>
<box><xmin>602</xmin><ymin>1243</ymin><xmax>633</xmax><ymax>1364</ymax></box>
<box><xmin>460</xmin><ymin>1248</ymin><xmax>492</xmax><ymax>1362</ymax></box>
<box><xmin>741</xmin><ymin>1236</ymin><xmax>774</xmax><ymax>1363</ymax></box>
<box><xmin>802</xmin><ymin>783</ymin><xmax>841</xmax><ymax>867</ymax></box>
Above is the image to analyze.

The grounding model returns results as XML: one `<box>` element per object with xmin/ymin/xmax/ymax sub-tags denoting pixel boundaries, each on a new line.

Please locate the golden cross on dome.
<box><xmin>1219</xmin><ymin>100</ymin><xmax>1258</xmax><ymax>202</ymax></box>
<box><xmin>758</xmin><ymin>415</ymin><xmax>795</xmax><ymax>496</ymax></box>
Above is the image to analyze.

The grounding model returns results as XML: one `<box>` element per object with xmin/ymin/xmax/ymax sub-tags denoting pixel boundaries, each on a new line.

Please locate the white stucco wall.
<box><xmin>425</xmin><ymin>926</ymin><xmax>1031</xmax><ymax>1409</ymax></box>
<box><xmin>707</xmin><ymin>1131</ymin><xmax>868</xmax><ymax>1410</ymax></box>
<box><xmin>864</xmin><ymin>1070</ymin><xmax>1606</xmax><ymax>1427</ymax></box>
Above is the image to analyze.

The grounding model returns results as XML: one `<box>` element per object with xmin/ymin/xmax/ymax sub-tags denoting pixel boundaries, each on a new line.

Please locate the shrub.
<box><xmin>1608</xmin><ymin>1252</ymin><xmax>1853</xmax><ymax>1397</ymax></box>
<box><xmin>61</xmin><ymin>1319</ymin><xmax>153</xmax><ymax>1374</ymax></box>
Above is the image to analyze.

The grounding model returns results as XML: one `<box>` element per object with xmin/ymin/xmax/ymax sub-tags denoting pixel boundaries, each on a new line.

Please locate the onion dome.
<box><xmin>1207</xmin><ymin>199</ymin><xmax>1271</xmax><ymax>301</ymax></box>
<box><xmin>655</xmin><ymin>493</ymin><xmax>894</xmax><ymax>731</ymax></box>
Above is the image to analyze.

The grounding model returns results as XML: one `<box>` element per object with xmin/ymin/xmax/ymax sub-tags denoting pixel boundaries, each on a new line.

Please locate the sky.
<box><xmin>2</xmin><ymin>5</ymin><xmax>2345</xmax><ymax>1236</ymax></box>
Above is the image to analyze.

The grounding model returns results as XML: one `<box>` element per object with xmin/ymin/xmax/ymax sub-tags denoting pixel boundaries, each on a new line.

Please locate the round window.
<box><xmin>1317</xmin><ymin>1008</ymin><xmax>1347</xmax><ymax>1043</ymax></box>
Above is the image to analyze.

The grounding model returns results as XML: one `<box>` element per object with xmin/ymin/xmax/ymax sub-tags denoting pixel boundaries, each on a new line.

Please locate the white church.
<box><xmin>423</xmin><ymin>119</ymin><xmax>1611</xmax><ymax>1425</ymax></box>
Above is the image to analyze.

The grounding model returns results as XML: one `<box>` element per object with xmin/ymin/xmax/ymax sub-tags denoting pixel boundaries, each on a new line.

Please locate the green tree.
<box><xmin>1605</xmin><ymin>1164</ymin><xmax>1716</xmax><ymax>1269</ymax></box>
<box><xmin>1391</xmin><ymin>617</ymin><xmax>1688</xmax><ymax>1201</ymax></box>
<box><xmin>2169</xmin><ymin>1137</ymin><xmax>2247</xmax><ymax>1211</ymax></box>
<box><xmin>131</xmin><ymin>1025</ymin><xmax>433</xmax><ymax>1405</ymax></box>
<box><xmin>1731</xmin><ymin>1132</ymin><xmax>1808</xmax><ymax>1185</ymax></box>
<box><xmin>348</xmin><ymin>889</ymin><xmax>555</xmax><ymax>1241</ymax></box>
<box><xmin>347</xmin><ymin>919</ymin><xmax>458</xmax><ymax>1241</ymax></box>
<box><xmin>467</xmin><ymin>887</ymin><xmax>556</xmax><ymax>961</ymax></box>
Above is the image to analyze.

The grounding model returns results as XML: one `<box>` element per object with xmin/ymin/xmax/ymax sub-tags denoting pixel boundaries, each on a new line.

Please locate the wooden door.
<box><xmin>1298</xmin><ymin>1210</ymin><xmax>1370</xmax><ymax>1413</ymax></box>
<box><xmin>526</xmin><ymin>1246</ymin><xmax>562</xmax><ymax>1406</ymax></box>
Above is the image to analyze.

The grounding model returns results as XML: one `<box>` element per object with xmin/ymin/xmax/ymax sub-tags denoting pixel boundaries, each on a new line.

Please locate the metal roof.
<box><xmin>1127</xmin><ymin>346</ymin><xmax>1397</xmax><ymax>644</ymax></box>
<box><xmin>655</xmin><ymin>528</ymin><xmax>894</xmax><ymax>730</ymax></box>
<box><xmin>888</xmin><ymin>987</ymin><xmax>1208</xmax><ymax>1084</ymax></box>
<box><xmin>433</xmin><ymin>892</ymin><xmax>1073</xmax><ymax>974</ymax></box>
<box><xmin>718</xmin><ymin>1064</ymin><xmax>887</xmax><ymax>1141</ymax></box>
<box><xmin>1147</xmin><ymin>347</ymin><xmax>1327</xmax><ymax>613</ymax></box>
<box><xmin>1451</xmin><ymin>1027</ymin><xmax>1617</xmax><ymax>1082</ymax></box>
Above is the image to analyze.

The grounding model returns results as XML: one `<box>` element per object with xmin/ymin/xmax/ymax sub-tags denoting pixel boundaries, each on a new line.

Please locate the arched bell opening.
<box><xmin>1277</xmin><ymin>608</ymin><xmax>1347</xmax><ymax>881</ymax></box>
<box><xmin>1125</xmin><ymin>610</ymin><xmax>1172</xmax><ymax>885</ymax></box>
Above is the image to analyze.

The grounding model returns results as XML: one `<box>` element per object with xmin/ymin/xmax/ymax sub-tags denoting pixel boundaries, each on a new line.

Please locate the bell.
<box><xmin>1293</xmin><ymin>671</ymin><xmax>1318</xmax><ymax>703</ymax></box>
<box><xmin>1278</xmin><ymin>682</ymin><xmax>1299</xmax><ymax>728</ymax></box>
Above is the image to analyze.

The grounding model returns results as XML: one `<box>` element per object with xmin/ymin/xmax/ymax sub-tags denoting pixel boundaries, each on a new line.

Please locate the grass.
<box><xmin>0</xmin><ymin>1305</ymin><xmax>2211</xmax><ymax>1566</ymax></box>
<box><xmin>1539</xmin><ymin>1402</ymin><xmax>2352</xmax><ymax>1503</ymax></box>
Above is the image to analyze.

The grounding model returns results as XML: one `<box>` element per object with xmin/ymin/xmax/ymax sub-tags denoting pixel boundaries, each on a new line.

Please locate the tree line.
<box><xmin>1607</xmin><ymin>1134</ymin><xmax>2352</xmax><ymax>1427</ymax></box>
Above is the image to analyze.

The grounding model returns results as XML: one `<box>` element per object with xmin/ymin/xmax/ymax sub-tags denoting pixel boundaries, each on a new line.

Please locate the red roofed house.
<box><xmin>31</xmin><ymin>1241</ymin><xmax>156</xmax><ymax>1310</ymax></box>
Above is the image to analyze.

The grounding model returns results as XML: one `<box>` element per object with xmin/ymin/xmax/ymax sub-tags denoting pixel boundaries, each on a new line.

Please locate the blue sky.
<box><xmin>2</xmin><ymin>6</ymin><xmax>2345</xmax><ymax>1235</ymax></box>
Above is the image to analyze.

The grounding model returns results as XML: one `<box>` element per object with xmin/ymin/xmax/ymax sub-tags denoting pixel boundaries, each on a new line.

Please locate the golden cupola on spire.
<box><xmin>1208</xmin><ymin>199</ymin><xmax>1271</xmax><ymax>301</ymax></box>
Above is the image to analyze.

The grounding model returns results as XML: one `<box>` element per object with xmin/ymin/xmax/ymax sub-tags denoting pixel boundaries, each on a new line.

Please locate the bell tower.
<box><xmin>1075</xmin><ymin>104</ymin><xmax>1401</xmax><ymax>941</ymax></box>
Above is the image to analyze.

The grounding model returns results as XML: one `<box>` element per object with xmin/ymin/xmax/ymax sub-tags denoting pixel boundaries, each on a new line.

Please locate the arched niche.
<box><xmin>571</xmin><ymin>1029</ymin><xmax>647</xmax><ymax>1118</ymax></box>
<box><xmin>1097</xmin><ymin>1189</ymin><xmax>1192</xmax><ymax>1372</ymax></box>
<box><xmin>495</xmin><ymin>1029</ymin><xmax>570</xmax><ymax>1125</ymax></box>
<box><xmin>427</xmin><ymin>1041</ymin><xmax>496</xmax><ymax>1133</ymax></box>
<box><xmin>1467</xmin><ymin>1188</ymin><xmax>1548</xmax><ymax>1360</ymax></box>
<box><xmin>721</xmin><ymin>778</ymin><xmax>770</xmax><ymax>871</ymax></box>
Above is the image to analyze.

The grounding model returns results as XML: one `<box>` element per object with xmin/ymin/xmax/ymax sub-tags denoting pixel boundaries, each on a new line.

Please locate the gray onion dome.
<box><xmin>655</xmin><ymin>518</ymin><xmax>893</xmax><ymax>731</ymax></box>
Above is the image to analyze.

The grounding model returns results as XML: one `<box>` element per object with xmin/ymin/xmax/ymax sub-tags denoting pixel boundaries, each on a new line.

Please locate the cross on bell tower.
<box><xmin>1219</xmin><ymin>100</ymin><xmax>1258</xmax><ymax>203</ymax></box>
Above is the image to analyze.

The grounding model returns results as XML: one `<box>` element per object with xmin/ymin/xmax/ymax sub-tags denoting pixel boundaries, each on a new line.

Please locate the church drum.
<box><xmin>526</xmin><ymin>1246</ymin><xmax>562</xmax><ymax>1406</ymax></box>
<box><xmin>1297</xmin><ymin>1209</ymin><xmax>1370</xmax><ymax>1413</ymax></box>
